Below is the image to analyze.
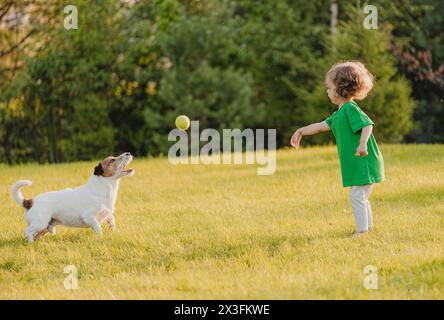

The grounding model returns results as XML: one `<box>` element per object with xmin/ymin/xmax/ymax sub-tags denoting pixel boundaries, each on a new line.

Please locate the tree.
<box><xmin>0</xmin><ymin>1</ymin><xmax>58</xmax><ymax>163</ymax></box>
<box><xmin>311</xmin><ymin>6</ymin><xmax>414</xmax><ymax>143</ymax></box>
<box><xmin>232</xmin><ymin>0</ymin><xmax>331</xmax><ymax>145</ymax></box>
<box><xmin>385</xmin><ymin>0</ymin><xmax>444</xmax><ymax>142</ymax></box>
<box><xmin>17</xmin><ymin>0</ymin><xmax>119</xmax><ymax>162</ymax></box>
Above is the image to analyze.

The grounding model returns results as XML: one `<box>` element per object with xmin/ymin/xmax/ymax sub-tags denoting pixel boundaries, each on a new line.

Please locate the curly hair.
<box><xmin>325</xmin><ymin>61</ymin><xmax>374</xmax><ymax>100</ymax></box>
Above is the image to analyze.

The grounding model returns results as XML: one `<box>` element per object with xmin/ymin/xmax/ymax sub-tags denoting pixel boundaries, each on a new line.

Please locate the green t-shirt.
<box><xmin>325</xmin><ymin>100</ymin><xmax>385</xmax><ymax>187</ymax></box>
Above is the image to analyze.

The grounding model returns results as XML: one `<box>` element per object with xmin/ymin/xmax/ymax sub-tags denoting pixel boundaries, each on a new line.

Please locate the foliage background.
<box><xmin>0</xmin><ymin>0</ymin><xmax>442</xmax><ymax>163</ymax></box>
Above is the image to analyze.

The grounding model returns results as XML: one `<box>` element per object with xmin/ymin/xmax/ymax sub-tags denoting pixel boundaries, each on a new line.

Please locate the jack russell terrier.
<box><xmin>11</xmin><ymin>152</ymin><xmax>135</xmax><ymax>243</ymax></box>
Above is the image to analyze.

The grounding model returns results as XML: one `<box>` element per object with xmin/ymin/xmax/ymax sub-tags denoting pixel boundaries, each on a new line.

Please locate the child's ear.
<box><xmin>94</xmin><ymin>163</ymin><xmax>104</xmax><ymax>176</ymax></box>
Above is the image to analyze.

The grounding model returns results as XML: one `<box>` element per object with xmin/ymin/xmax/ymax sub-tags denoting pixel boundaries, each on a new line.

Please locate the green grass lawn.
<box><xmin>0</xmin><ymin>144</ymin><xmax>443</xmax><ymax>299</ymax></box>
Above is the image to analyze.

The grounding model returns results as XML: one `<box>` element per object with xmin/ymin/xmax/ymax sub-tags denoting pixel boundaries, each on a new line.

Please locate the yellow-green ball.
<box><xmin>175</xmin><ymin>115</ymin><xmax>190</xmax><ymax>131</ymax></box>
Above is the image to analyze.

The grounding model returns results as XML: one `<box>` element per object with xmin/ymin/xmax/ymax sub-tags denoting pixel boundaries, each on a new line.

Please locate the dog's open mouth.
<box><xmin>119</xmin><ymin>154</ymin><xmax>135</xmax><ymax>176</ymax></box>
<box><xmin>122</xmin><ymin>157</ymin><xmax>134</xmax><ymax>174</ymax></box>
<box><xmin>122</xmin><ymin>164</ymin><xmax>134</xmax><ymax>174</ymax></box>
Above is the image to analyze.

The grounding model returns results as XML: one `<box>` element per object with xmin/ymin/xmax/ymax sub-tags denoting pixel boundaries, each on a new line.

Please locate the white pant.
<box><xmin>349</xmin><ymin>184</ymin><xmax>374</xmax><ymax>232</ymax></box>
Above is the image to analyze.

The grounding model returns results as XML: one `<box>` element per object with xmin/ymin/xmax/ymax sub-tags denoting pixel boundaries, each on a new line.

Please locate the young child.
<box><xmin>291</xmin><ymin>61</ymin><xmax>384</xmax><ymax>236</ymax></box>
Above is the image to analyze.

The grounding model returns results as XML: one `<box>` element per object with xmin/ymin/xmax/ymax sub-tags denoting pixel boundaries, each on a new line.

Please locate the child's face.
<box><xmin>326</xmin><ymin>79</ymin><xmax>341</xmax><ymax>105</ymax></box>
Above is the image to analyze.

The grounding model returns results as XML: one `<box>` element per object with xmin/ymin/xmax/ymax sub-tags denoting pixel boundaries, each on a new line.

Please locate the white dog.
<box><xmin>11</xmin><ymin>152</ymin><xmax>135</xmax><ymax>243</ymax></box>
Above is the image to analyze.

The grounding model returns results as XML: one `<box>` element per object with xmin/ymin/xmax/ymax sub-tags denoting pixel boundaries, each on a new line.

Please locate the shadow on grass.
<box><xmin>0</xmin><ymin>236</ymin><xmax>27</xmax><ymax>249</ymax></box>
<box><xmin>0</xmin><ymin>229</ymin><xmax>100</xmax><ymax>248</ymax></box>
<box><xmin>274</xmin><ymin>161</ymin><xmax>338</xmax><ymax>175</ymax></box>
<box><xmin>0</xmin><ymin>223</ymin><xmax>362</xmax><ymax>276</ymax></box>
<box><xmin>374</xmin><ymin>185</ymin><xmax>444</xmax><ymax>208</ymax></box>
<box><xmin>0</xmin><ymin>260</ymin><xmax>23</xmax><ymax>272</ymax></box>
<box><xmin>179</xmin><ymin>231</ymin><xmax>354</xmax><ymax>263</ymax></box>
<box><xmin>380</xmin><ymin>259</ymin><xmax>444</xmax><ymax>292</ymax></box>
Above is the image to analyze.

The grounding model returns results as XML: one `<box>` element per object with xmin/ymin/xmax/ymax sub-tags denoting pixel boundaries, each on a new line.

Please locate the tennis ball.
<box><xmin>175</xmin><ymin>115</ymin><xmax>190</xmax><ymax>131</ymax></box>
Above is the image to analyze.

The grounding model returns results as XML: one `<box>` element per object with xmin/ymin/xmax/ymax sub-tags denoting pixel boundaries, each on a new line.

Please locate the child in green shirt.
<box><xmin>291</xmin><ymin>61</ymin><xmax>385</xmax><ymax>236</ymax></box>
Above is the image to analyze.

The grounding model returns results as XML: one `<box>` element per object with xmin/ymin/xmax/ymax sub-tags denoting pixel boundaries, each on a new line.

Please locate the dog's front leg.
<box><xmin>81</xmin><ymin>212</ymin><xmax>102</xmax><ymax>235</ymax></box>
<box><xmin>105</xmin><ymin>214</ymin><xmax>116</xmax><ymax>231</ymax></box>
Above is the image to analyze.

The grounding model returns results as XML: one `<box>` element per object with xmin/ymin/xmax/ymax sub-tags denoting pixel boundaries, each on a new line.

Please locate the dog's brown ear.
<box><xmin>94</xmin><ymin>163</ymin><xmax>104</xmax><ymax>176</ymax></box>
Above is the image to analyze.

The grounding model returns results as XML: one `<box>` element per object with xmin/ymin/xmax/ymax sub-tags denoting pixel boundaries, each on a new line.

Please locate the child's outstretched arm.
<box><xmin>355</xmin><ymin>125</ymin><xmax>373</xmax><ymax>156</ymax></box>
<box><xmin>290</xmin><ymin>121</ymin><xmax>330</xmax><ymax>149</ymax></box>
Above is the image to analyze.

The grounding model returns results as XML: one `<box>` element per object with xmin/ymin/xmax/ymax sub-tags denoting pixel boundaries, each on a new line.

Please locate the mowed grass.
<box><xmin>0</xmin><ymin>144</ymin><xmax>443</xmax><ymax>299</ymax></box>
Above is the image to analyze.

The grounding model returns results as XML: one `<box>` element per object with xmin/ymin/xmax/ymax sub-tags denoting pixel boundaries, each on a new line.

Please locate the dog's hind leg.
<box><xmin>25</xmin><ymin>223</ymin><xmax>48</xmax><ymax>243</ymax></box>
<box><xmin>48</xmin><ymin>224</ymin><xmax>56</xmax><ymax>235</ymax></box>
<box><xmin>25</xmin><ymin>209</ymin><xmax>52</xmax><ymax>243</ymax></box>
<box><xmin>35</xmin><ymin>229</ymin><xmax>49</xmax><ymax>240</ymax></box>
<box><xmin>24</xmin><ymin>207</ymin><xmax>52</xmax><ymax>243</ymax></box>
<box><xmin>47</xmin><ymin>219</ymin><xmax>60</xmax><ymax>235</ymax></box>
<box><xmin>25</xmin><ymin>226</ymin><xmax>36</xmax><ymax>243</ymax></box>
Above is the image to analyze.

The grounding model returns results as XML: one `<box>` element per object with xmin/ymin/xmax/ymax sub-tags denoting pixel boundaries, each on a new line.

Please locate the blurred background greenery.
<box><xmin>0</xmin><ymin>0</ymin><xmax>442</xmax><ymax>163</ymax></box>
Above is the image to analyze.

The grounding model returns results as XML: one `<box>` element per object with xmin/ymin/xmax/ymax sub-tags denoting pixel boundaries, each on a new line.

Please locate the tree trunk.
<box><xmin>47</xmin><ymin>102</ymin><xmax>56</xmax><ymax>163</ymax></box>
<box><xmin>331</xmin><ymin>0</ymin><xmax>338</xmax><ymax>50</ymax></box>
<box><xmin>1</xmin><ymin>105</ymin><xmax>12</xmax><ymax>164</ymax></box>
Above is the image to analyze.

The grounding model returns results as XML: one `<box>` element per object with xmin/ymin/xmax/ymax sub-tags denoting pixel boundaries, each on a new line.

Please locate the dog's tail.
<box><xmin>11</xmin><ymin>180</ymin><xmax>33</xmax><ymax>210</ymax></box>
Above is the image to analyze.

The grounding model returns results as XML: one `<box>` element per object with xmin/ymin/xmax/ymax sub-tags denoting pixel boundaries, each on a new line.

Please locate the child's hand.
<box><xmin>290</xmin><ymin>129</ymin><xmax>303</xmax><ymax>149</ymax></box>
<box><xmin>355</xmin><ymin>143</ymin><xmax>368</xmax><ymax>156</ymax></box>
